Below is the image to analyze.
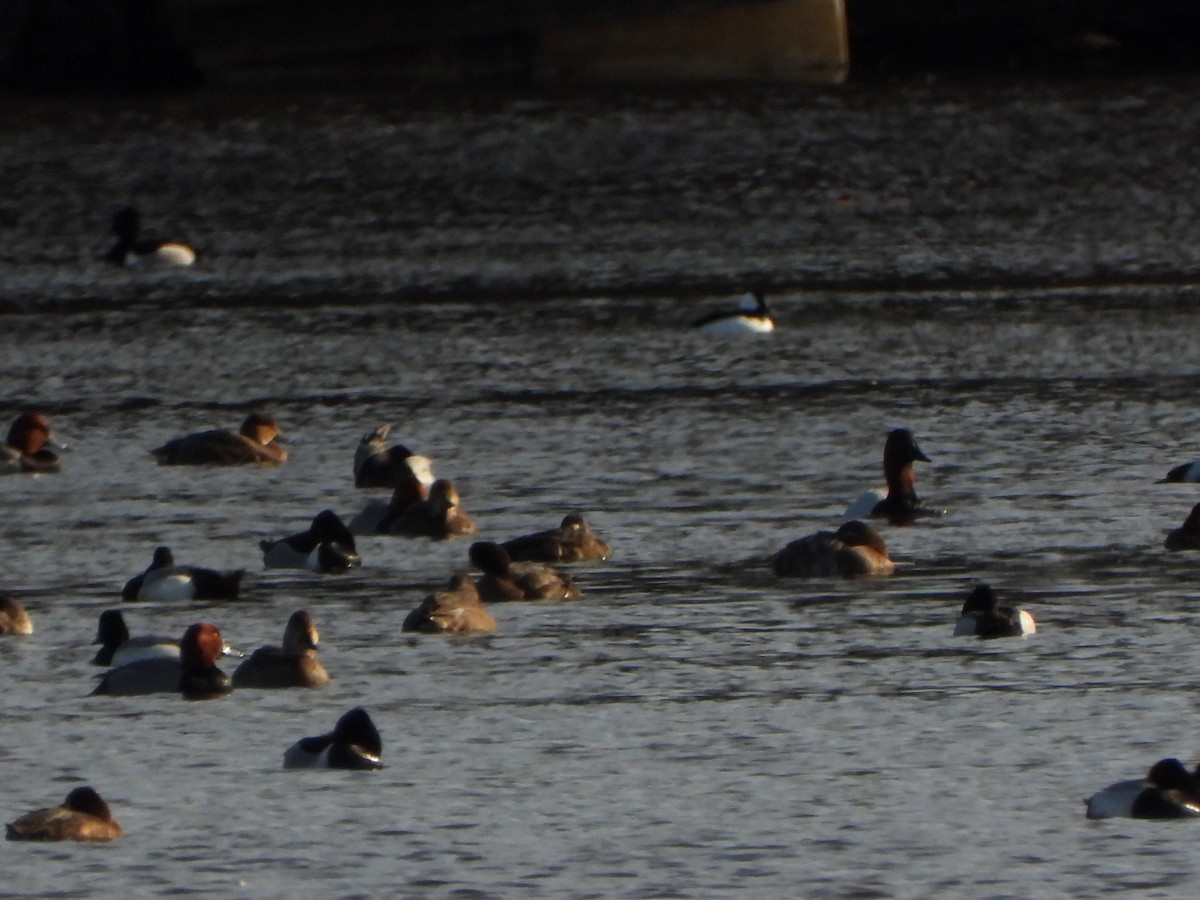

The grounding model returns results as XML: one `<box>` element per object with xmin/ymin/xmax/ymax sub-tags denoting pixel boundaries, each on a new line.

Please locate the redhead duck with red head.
<box><xmin>3</xmin><ymin>411</ymin><xmax>65</xmax><ymax>474</ymax></box>
<box><xmin>91</xmin><ymin>622</ymin><xmax>232</xmax><ymax>699</ymax></box>
<box><xmin>844</xmin><ymin>428</ymin><xmax>946</xmax><ymax>525</ymax></box>
<box><xmin>7</xmin><ymin>786</ymin><xmax>122</xmax><ymax>842</ymax></box>
<box><xmin>151</xmin><ymin>412</ymin><xmax>286</xmax><ymax>466</ymax></box>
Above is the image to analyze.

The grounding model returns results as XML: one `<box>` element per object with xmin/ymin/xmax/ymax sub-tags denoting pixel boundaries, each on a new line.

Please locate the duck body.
<box><xmin>92</xmin><ymin>609</ymin><xmax>177</xmax><ymax>666</ymax></box>
<box><xmin>771</xmin><ymin>520</ymin><xmax>894</xmax><ymax>577</ymax></box>
<box><xmin>151</xmin><ymin>413</ymin><xmax>286</xmax><ymax>466</ymax></box>
<box><xmin>6</xmin><ymin>787</ymin><xmax>122</xmax><ymax>842</ymax></box>
<box><xmin>382</xmin><ymin>479</ymin><xmax>476</xmax><ymax>539</ymax></box>
<box><xmin>92</xmin><ymin>622</ymin><xmax>231</xmax><ymax>699</ymax></box>
<box><xmin>402</xmin><ymin>573</ymin><xmax>496</xmax><ymax>635</ymax></box>
<box><xmin>1159</xmin><ymin>460</ymin><xmax>1200</xmax><ymax>483</ymax></box>
<box><xmin>284</xmin><ymin>707</ymin><xmax>382</xmax><ymax>770</ymax></box>
<box><xmin>952</xmin><ymin>585</ymin><xmax>1036</xmax><ymax>638</ymax></box>
<box><xmin>105</xmin><ymin>207</ymin><xmax>195</xmax><ymax>268</ymax></box>
<box><xmin>122</xmin><ymin>547</ymin><xmax>245</xmax><ymax>601</ymax></box>
<box><xmin>260</xmin><ymin>510</ymin><xmax>360</xmax><ymax>573</ymax></box>
<box><xmin>501</xmin><ymin>513</ymin><xmax>612</xmax><ymax>563</ymax></box>
<box><xmin>0</xmin><ymin>595</ymin><xmax>33</xmax><ymax>635</ymax></box>
<box><xmin>844</xmin><ymin>428</ymin><xmax>945</xmax><ymax>524</ymax></box>
<box><xmin>469</xmin><ymin>541</ymin><xmax>581</xmax><ymax>602</ymax></box>
<box><xmin>2</xmin><ymin>411</ymin><xmax>65</xmax><ymax>475</ymax></box>
<box><xmin>693</xmin><ymin>291</ymin><xmax>775</xmax><ymax>336</ymax></box>
<box><xmin>233</xmin><ymin>611</ymin><xmax>330</xmax><ymax>688</ymax></box>
<box><xmin>1086</xmin><ymin>758</ymin><xmax>1200</xmax><ymax>819</ymax></box>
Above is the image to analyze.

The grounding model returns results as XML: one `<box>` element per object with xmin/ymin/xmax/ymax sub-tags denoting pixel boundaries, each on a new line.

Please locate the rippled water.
<box><xmin>5</xmin><ymin>72</ymin><xmax>1200</xmax><ymax>897</ymax></box>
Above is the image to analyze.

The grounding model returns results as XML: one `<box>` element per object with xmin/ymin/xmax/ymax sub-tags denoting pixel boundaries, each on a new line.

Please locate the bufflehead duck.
<box><xmin>952</xmin><ymin>584</ymin><xmax>1036</xmax><ymax>638</ymax></box>
<box><xmin>105</xmin><ymin>206</ymin><xmax>195</xmax><ymax>268</ymax></box>
<box><xmin>151</xmin><ymin>412</ymin><xmax>286</xmax><ymax>466</ymax></box>
<box><xmin>1164</xmin><ymin>502</ymin><xmax>1200</xmax><ymax>551</ymax></box>
<box><xmin>469</xmin><ymin>541</ymin><xmax>581</xmax><ymax>602</ymax></box>
<box><xmin>693</xmin><ymin>291</ymin><xmax>775</xmax><ymax>336</ymax></box>
<box><xmin>6</xmin><ymin>786</ymin><xmax>122</xmax><ymax>842</ymax></box>
<box><xmin>91</xmin><ymin>622</ymin><xmax>232</xmax><ymax>699</ymax></box>
<box><xmin>0</xmin><ymin>595</ymin><xmax>33</xmax><ymax>635</ymax></box>
<box><xmin>402</xmin><ymin>573</ymin><xmax>496</xmax><ymax>635</ymax></box>
<box><xmin>1086</xmin><ymin>758</ymin><xmax>1200</xmax><ymax>819</ymax></box>
<box><xmin>284</xmin><ymin>707</ymin><xmax>382</xmax><ymax>770</ymax></box>
<box><xmin>844</xmin><ymin>428</ymin><xmax>946</xmax><ymax>524</ymax></box>
<box><xmin>260</xmin><ymin>509</ymin><xmax>361</xmax><ymax>572</ymax></box>
<box><xmin>771</xmin><ymin>520</ymin><xmax>894</xmax><ymax>577</ymax></box>
<box><xmin>3</xmin><ymin>411</ymin><xmax>65</xmax><ymax>474</ymax></box>
<box><xmin>232</xmin><ymin>610</ymin><xmax>329</xmax><ymax>689</ymax></box>
<box><xmin>121</xmin><ymin>546</ymin><xmax>245</xmax><ymax>602</ymax></box>
<box><xmin>380</xmin><ymin>478</ymin><xmax>477</xmax><ymax>539</ymax></box>
<box><xmin>501</xmin><ymin>513</ymin><xmax>612</xmax><ymax>563</ymax></box>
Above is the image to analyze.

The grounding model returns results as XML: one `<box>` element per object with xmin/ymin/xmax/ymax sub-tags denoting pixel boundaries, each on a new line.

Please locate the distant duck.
<box><xmin>693</xmin><ymin>290</ymin><xmax>775</xmax><ymax>336</ymax></box>
<box><xmin>354</xmin><ymin>423</ymin><xmax>436</xmax><ymax>490</ymax></box>
<box><xmin>232</xmin><ymin>610</ymin><xmax>329</xmax><ymax>689</ymax></box>
<box><xmin>844</xmin><ymin>428</ymin><xmax>946</xmax><ymax>524</ymax></box>
<box><xmin>501</xmin><ymin>513</ymin><xmax>612</xmax><ymax>563</ymax></box>
<box><xmin>1086</xmin><ymin>758</ymin><xmax>1200</xmax><ymax>819</ymax></box>
<box><xmin>1158</xmin><ymin>458</ymin><xmax>1200</xmax><ymax>483</ymax></box>
<box><xmin>3</xmin><ymin>411</ymin><xmax>65</xmax><ymax>475</ymax></box>
<box><xmin>1164</xmin><ymin>502</ymin><xmax>1200</xmax><ymax>551</ymax></box>
<box><xmin>469</xmin><ymin>541</ymin><xmax>581</xmax><ymax>602</ymax></box>
<box><xmin>92</xmin><ymin>608</ymin><xmax>240</xmax><ymax>666</ymax></box>
<box><xmin>0</xmin><ymin>595</ymin><xmax>33</xmax><ymax>635</ymax></box>
<box><xmin>952</xmin><ymin>584</ymin><xmax>1036</xmax><ymax>638</ymax></box>
<box><xmin>105</xmin><ymin>206</ymin><xmax>195</xmax><ymax>268</ymax></box>
<box><xmin>91</xmin><ymin>622</ymin><xmax>232</xmax><ymax>699</ymax></box>
<box><xmin>770</xmin><ymin>520</ymin><xmax>894</xmax><ymax>577</ymax></box>
<box><xmin>260</xmin><ymin>509</ymin><xmax>361</xmax><ymax>573</ymax></box>
<box><xmin>380</xmin><ymin>479</ymin><xmax>477</xmax><ymax>540</ymax></box>
<box><xmin>283</xmin><ymin>707</ymin><xmax>382</xmax><ymax>770</ymax></box>
<box><xmin>348</xmin><ymin>451</ymin><xmax>437</xmax><ymax>535</ymax></box>
<box><xmin>6</xmin><ymin>786</ymin><xmax>123</xmax><ymax>842</ymax></box>
<box><xmin>151</xmin><ymin>412</ymin><xmax>287</xmax><ymax>466</ymax></box>
<box><xmin>402</xmin><ymin>573</ymin><xmax>496</xmax><ymax>635</ymax></box>
<box><xmin>121</xmin><ymin>546</ymin><xmax>245</xmax><ymax>602</ymax></box>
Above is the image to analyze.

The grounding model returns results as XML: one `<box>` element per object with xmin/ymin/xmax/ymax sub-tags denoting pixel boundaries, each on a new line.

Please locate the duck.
<box><xmin>92</xmin><ymin>608</ymin><xmax>241</xmax><ymax>666</ymax></box>
<box><xmin>3</xmin><ymin>411</ymin><xmax>65</xmax><ymax>474</ymax></box>
<box><xmin>501</xmin><ymin>513</ymin><xmax>612</xmax><ymax>563</ymax></box>
<box><xmin>844</xmin><ymin>428</ymin><xmax>946</xmax><ymax>524</ymax></box>
<box><xmin>121</xmin><ymin>546</ymin><xmax>245</xmax><ymax>602</ymax></box>
<box><xmin>402</xmin><ymin>573</ymin><xmax>497</xmax><ymax>635</ymax></box>
<box><xmin>770</xmin><ymin>520</ymin><xmax>895</xmax><ymax>577</ymax></box>
<box><xmin>283</xmin><ymin>707</ymin><xmax>382</xmax><ymax>770</ymax></box>
<box><xmin>692</xmin><ymin>290</ymin><xmax>775</xmax><ymax>336</ymax></box>
<box><xmin>0</xmin><ymin>595</ymin><xmax>33</xmax><ymax>635</ymax></box>
<box><xmin>1164</xmin><ymin>502</ymin><xmax>1200</xmax><ymax>551</ymax></box>
<box><xmin>469</xmin><ymin>541</ymin><xmax>581</xmax><ymax>602</ymax></box>
<box><xmin>348</xmin><ymin>452</ymin><xmax>437</xmax><ymax>535</ymax></box>
<box><xmin>952</xmin><ymin>584</ymin><xmax>1037</xmax><ymax>638</ymax></box>
<box><xmin>6</xmin><ymin>786</ymin><xmax>122</xmax><ymax>842</ymax></box>
<box><xmin>1158</xmin><ymin>458</ymin><xmax>1200</xmax><ymax>483</ymax></box>
<box><xmin>104</xmin><ymin>206</ymin><xmax>195</xmax><ymax>268</ymax></box>
<box><xmin>91</xmin><ymin>622</ymin><xmax>231</xmax><ymax>699</ymax></box>
<box><xmin>1086</xmin><ymin>758</ymin><xmax>1200</xmax><ymax>819</ymax></box>
<box><xmin>354</xmin><ymin>423</ymin><xmax>436</xmax><ymax>490</ymax></box>
<box><xmin>150</xmin><ymin>412</ymin><xmax>286</xmax><ymax>466</ymax></box>
<box><xmin>260</xmin><ymin>509</ymin><xmax>361</xmax><ymax>572</ymax></box>
<box><xmin>232</xmin><ymin>610</ymin><xmax>330</xmax><ymax>689</ymax></box>
<box><xmin>380</xmin><ymin>478</ymin><xmax>477</xmax><ymax>539</ymax></box>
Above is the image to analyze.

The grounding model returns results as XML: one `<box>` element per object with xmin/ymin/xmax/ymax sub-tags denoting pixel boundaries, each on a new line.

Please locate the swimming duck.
<box><xmin>91</xmin><ymin>622</ymin><xmax>231</xmax><ymax>699</ymax></box>
<box><xmin>121</xmin><ymin>546</ymin><xmax>245</xmax><ymax>602</ymax></box>
<box><xmin>283</xmin><ymin>707</ymin><xmax>382</xmax><ymax>770</ymax></box>
<box><xmin>348</xmin><ymin>452</ymin><xmax>437</xmax><ymax>534</ymax></box>
<box><xmin>260</xmin><ymin>509</ymin><xmax>361</xmax><ymax>573</ymax></box>
<box><xmin>0</xmin><ymin>595</ymin><xmax>33</xmax><ymax>635</ymax></box>
<box><xmin>693</xmin><ymin>290</ymin><xmax>775</xmax><ymax>336</ymax></box>
<box><xmin>1158</xmin><ymin>458</ymin><xmax>1200</xmax><ymax>483</ymax></box>
<box><xmin>105</xmin><ymin>206</ymin><xmax>195</xmax><ymax>268</ymax></box>
<box><xmin>232</xmin><ymin>610</ymin><xmax>330</xmax><ymax>689</ymax></box>
<box><xmin>952</xmin><ymin>584</ymin><xmax>1037</xmax><ymax>638</ymax></box>
<box><xmin>151</xmin><ymin>413</ymin><xmax>286</xmax><ymax>466</ymax></box>
<box><xmin>381</xmin><ymin>479</ymin><xmax>477</xmax><ymax>539</ymax></box>
<box><xmin>3</xmin><ymin>411</ymin><xmax>65</xmax><ymax>474</ymax></box>
<box><xmin>469</xmin><ymin>541</ymin><xmax>581</xmax><ymax>602</ymax></box>
<box><xmin>770</xmin><ymin>520</ymin><xmax>895</xmax><ymax>577</ymax></box>
<box><xmin>1164</xmin><ymin>502</ymin><xmax>1200</xmax><ymax>551</ymax></box>
<box><xmin>402</xmin><ymin>573</ymin><xmax>497</xmax><ymax>635</ymax></box>
<box><xmin>1086</xmin><ymin>758</ymin><xmax>1200</xmax><ymax>819</ymax></box>
<box><xmin>354</xmin><ymin>423</ymin><xmax>436</xmax><ymax>490</ymax></box>
<box><xmin>844</xmin><ymin>428</ymin><xmax>945</xmax><ymax>524</ymax></box>
<box><xmin>501</xmin><ymin>513</ymin><xmax>612</xmax><ymax>563</ymax></box>
<box><xmin>92</xmin><ymin>608</ymin><xmax>240</xmax><ymax>666</ymax></box>
<box><xmin>6</xmin><ymin>786</ymin><xmax>122</xmax><ymax>842</ymax></box>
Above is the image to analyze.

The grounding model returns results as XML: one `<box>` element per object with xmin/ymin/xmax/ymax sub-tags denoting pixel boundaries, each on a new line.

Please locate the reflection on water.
<box><xmin>5</xmin><ymin>74</ymin><xmax>1200</xmax><ymax>896</ymax></box>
